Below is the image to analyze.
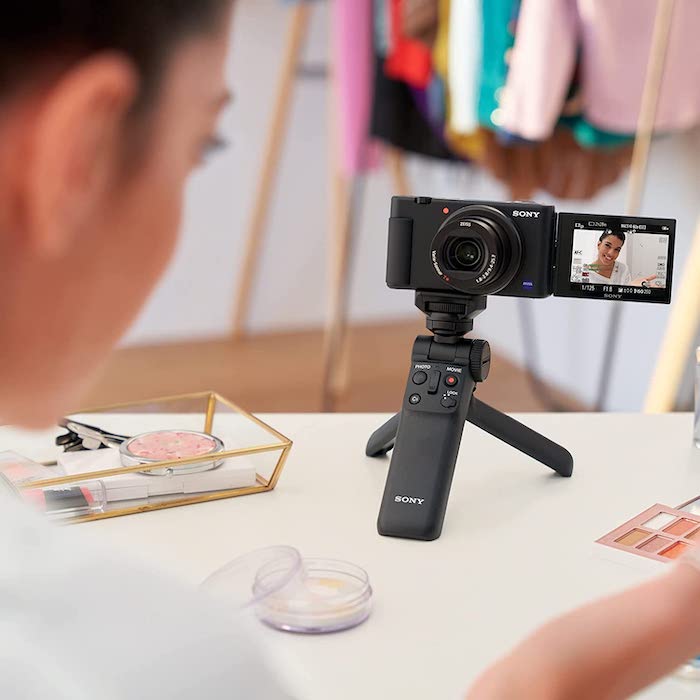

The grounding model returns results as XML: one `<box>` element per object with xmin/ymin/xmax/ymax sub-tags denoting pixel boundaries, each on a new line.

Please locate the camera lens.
<box><xmin>447</xmin><ymin>239</ymin><xmax>483</xmax><ymax>271</ymax></box>
<box><xmin>430</xmin><ymin>205</ymin><xmax>524</xmax><ymax>295</ymax></box>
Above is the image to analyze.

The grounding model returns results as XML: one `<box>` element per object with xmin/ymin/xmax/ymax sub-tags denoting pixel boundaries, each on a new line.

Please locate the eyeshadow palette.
<box><xmin>597</xmin><ymin>504</ymin><xmax>700</xmax><ymax>563</ymax></box>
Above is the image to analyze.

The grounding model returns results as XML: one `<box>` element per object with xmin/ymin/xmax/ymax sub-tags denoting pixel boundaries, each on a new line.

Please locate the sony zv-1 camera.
<box><xmin>367</xmin><ymin>196</ymin><xmax>677</xmax><ymax>542</ymax></box>
<box><xmin>386</xmin><ymin>196</ymin><xmax>675</xmax><ymax>303</ymax></box>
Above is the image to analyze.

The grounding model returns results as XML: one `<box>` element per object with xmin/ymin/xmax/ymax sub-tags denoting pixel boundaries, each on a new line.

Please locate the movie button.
<box><xmin>428</xmin><ymin>370</ymin><xmax>441</xmax><ymax>394</ymax></box>
<box><xmin>441</xmin><ymin>396</ymin><xmax>457</xmax><ymax>409</ymax></box>
<box><xmin>412</xmin><ymin>371</ymin><xmax>428</xmax><ymax>385</ymax></box>
<box><xmin>445</xmin><ymin>375</ymin><xmax>459</xmax><ymax>387</ymax></box>
<box><xmin>409</xmin><ymin>394</ymin><xmax>422</xmax><ymax>405</ymax></box>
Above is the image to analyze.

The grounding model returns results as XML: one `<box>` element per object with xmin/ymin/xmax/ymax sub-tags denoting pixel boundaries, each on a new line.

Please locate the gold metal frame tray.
<box><xmin>1</xmin><ymin>392</ymin><xmax>292</xmax><ymax>524</ymax></box>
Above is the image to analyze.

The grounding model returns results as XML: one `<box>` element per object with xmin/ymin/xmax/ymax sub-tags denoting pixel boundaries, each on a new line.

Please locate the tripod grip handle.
<box><xmin>378</xmin><ymin>399</ymin><xmax>470</xmax><ymax>541</ymax></box>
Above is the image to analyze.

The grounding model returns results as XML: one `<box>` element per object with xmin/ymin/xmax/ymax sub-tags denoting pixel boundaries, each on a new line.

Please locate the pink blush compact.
<box><xmin>120</xmin><ymin>430</ymin><xmax>224</xmax><ymax>476</ymax></box>
<box><xmin>128</xmin><ymin>431</ymin><xmax>216</xmax><ymax>461</ymax></box>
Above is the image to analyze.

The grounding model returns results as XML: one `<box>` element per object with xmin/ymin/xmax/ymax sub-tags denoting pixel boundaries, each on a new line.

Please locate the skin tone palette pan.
<box><xmin>597</xmin><ymin>504</ymin><xmax>700</xmax><ymax>563</ymax></box>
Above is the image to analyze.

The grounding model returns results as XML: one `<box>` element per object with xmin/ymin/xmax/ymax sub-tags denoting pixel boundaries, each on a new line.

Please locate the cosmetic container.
<box><xmin>203</xmin><ymin>546</ymin><xmax>372</xmax><ymax>634</ymax></box>
<box><xmin>120</xmin><ymin>429</ymin><xmax>225</xmax><ymax>475</ymax></box>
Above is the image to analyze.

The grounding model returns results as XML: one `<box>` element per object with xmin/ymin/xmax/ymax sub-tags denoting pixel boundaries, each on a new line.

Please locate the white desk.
<box><xmin>73</xmin><ymin>413</ymin><xmax>700</xmax><ymax>698</ymax></box>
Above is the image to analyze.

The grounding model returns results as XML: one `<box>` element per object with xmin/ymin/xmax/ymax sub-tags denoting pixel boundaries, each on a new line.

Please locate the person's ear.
<box><xmin>21</xmin><ymin>54</ymin><xmax>139</xmax><ymax>257</ymax></box>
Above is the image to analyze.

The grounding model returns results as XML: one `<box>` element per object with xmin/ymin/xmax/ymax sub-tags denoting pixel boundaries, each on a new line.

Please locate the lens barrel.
<box><xmin>430</xmin><ymin>205</ymin><xmax>523</xmax><ymax>295</ymax></box>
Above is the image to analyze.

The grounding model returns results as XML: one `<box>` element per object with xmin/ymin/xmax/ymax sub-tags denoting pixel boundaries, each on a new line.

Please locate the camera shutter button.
<box><xmin>412</xmin><ymin>371</ymin><xmax>428</xmax><ymax>385</ymax></box>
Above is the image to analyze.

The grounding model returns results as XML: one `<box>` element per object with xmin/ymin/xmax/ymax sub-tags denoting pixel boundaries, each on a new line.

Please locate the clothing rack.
<box><xmin>231</xmin><ymin>0</ymin><xmax>698</xmax><ymax>414</ymax></box>
<box><xmin>230</xmin><ymin>2</ymin><xmax>409</xmax><ymax>411</ymax></box>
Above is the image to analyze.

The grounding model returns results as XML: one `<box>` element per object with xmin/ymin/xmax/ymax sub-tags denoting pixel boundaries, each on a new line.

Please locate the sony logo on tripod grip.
<box><xmin>394</xmin><ymin>495</ymin><xmax>425</xmax><ymax>505</ymax></box>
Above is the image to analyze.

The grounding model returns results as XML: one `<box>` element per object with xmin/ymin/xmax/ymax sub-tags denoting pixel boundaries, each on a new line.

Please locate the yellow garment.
<box><xmin>433</xmin><ymin>0</ymin><xmax>484</xmax><ymax>160</ymax></box>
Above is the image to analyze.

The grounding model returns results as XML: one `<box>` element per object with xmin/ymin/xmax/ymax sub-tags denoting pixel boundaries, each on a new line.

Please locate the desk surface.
<box><xmin>77</xmin><ymin>413</ymin><xmax>700</xmax><ymax>699</ymax></box>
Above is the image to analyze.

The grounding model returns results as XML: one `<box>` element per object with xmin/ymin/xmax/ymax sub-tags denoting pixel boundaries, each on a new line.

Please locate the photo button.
<box><xmin>412</xmin><ymin>371</ymin><xmax>428</xmax><ymax>385</ymax></box>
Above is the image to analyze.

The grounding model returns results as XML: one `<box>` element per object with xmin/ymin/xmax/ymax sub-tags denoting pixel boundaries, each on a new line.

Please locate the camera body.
<box><xmin>387</xmin><ymin>196</ymin><xmax>675</xmax><ymax>304</ymax></box>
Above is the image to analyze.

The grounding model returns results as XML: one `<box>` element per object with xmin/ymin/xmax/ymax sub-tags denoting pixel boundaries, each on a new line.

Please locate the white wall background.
<box><xmin>124</xmin><ymin>0</ymin><xmax>700</xmax><ymax>412</ymax></box>
<box><xmin>626</xmin><ymin>234</ymin><xmax>669</xmax><ymax>283</ymax></box>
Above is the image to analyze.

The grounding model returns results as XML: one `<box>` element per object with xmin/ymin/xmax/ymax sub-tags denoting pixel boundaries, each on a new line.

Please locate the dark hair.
<box><xmin>599</xmin><ymin>229</ymin><xmax>626</xmax><ymax>245</ymax></box>
<box><xmin>0</xmin><ymin>2</ymin><xmax>231</xmax><ymax>107</ymax></box>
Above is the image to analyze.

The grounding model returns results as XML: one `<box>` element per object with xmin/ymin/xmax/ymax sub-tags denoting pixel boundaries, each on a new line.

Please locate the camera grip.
<box><xmin>386</xmin><ymin>217</ymin><xmax>413</xmax><ymax>288</ymax></box>
<box><xmin>377</xmin><ymin>395</ymin><xmax>471</xmax><ymax>541</ymax></box>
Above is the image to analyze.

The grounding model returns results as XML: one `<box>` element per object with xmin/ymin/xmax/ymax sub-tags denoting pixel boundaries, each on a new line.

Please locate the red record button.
<box><xmin>445</xmin><ymin>375</ymin><xmax>459</xmax><ymax>387</ymax></box>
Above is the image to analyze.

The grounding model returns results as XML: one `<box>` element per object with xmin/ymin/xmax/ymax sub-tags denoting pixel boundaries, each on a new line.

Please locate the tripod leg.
<box><xmin>365</xmin><ymin>413</ymin><xmax>400</xmax><ymax>457</ymax></box>
<box><xmin>468</xmin><ymin>398</ymin><xmax>573</xmax><ymax>477</ymax></box>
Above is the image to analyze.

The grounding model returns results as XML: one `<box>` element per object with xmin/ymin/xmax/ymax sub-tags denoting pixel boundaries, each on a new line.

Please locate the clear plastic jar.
<box><xmin>202</xmin><ymin>546</ymin><xmax>372</xmax><ymax>634</ymax></box>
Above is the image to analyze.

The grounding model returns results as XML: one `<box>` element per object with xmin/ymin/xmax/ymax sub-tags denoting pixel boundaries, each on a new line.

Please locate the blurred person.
<box><xmin>467</xmin><ymin>549</ymin><xmax>700</xmax><ymax>699</ymax></box>
<box><xmin>0</xmin><ymin>2</ymin><xmax>290</xmax><ymax>698</ymax></box>
<box><xmin>0</xmin><ymin>3</ymin><xmax>697</xmax><ymax>700</ymax></box>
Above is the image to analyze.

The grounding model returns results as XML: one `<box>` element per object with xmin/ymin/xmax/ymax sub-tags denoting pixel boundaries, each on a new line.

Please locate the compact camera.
<box><xmin>368</xmin><ymin>196</ymin><xmax>677</xmax><ymax>541</ymax></box>
<box><xmin>386</xmin><ymin>197</ymin><xmax>676</xmax><ymax>304</ymax></box>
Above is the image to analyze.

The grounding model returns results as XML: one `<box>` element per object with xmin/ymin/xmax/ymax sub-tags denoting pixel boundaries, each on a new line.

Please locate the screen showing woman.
<box><xmin>570</xmin><ymin>228</ymin><xmax>668</xmax><ymax>289</ymax></box>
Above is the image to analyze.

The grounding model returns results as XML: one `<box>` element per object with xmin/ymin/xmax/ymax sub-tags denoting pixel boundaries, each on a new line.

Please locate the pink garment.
<box><xmin>332</xmin><ymin>0</ymin><xmax>381</xmax><ymax>176</ymax></box>
<box><xmin>499</xmin><ymin>0</ymin><xmax>700</xmax><ymax>140</ymax></box>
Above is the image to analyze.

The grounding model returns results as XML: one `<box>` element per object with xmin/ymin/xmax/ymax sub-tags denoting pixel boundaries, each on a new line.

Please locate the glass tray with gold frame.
<box><xmin>0</xmin><ymin>392</ymin><xmax>292</xmax><ymax>524</ymax></box>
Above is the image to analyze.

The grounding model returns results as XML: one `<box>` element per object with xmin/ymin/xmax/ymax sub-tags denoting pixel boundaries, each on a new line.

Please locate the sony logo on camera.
<box><xmin>513</xmin><ymin>210</ymin><xmax>541</xmax><ymax>218</ymax></box>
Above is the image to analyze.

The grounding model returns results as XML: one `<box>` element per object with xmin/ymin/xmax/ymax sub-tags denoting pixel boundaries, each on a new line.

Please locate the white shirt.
<box><xmin>0</xmin><ymin>492</ymin><xmax>291</xmax><ymax>700</ymax></box>
<box><xmin>583</xmin><ymin>261</ymin><xmax>632</xmax><ymax>285</ymax></box>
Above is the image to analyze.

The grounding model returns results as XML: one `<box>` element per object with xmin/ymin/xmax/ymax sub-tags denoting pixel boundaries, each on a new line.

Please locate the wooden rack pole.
<box><xmin>322</xmin><ymin>148</ymin><xmax>411</xmax><ymax>410</ymax></box>
<box><xmin>320</xmin><ymin>172</ymin><xmax>353</xmax><ymax>412</ymax></box>
<box><xmin>319</xmin><ymin>5</ymin><xmax>352</xmax><ymax>412</ymax></box>
<box><xmin>320</xmin><ymin>146</ymin><xmax>411</xmax><ymax>411</ymax></box>
<box><xmin>595</xmin><ymin>0</ymin><xmax>676</xmax><ymax>411</ymax></box>
<box><xmin>635</xmin><ymin>0</ymin><xmax>700</xmax><ymax>414</ymax></box>
<box><xmin>645</xmin><ymin>214</ymin><xmax>700</xmax><ymax>412</ymax></box>
<box><xmin>386</xmin><ymin>146</ymin><xmax>411</xmax><ymax>198</ymax></box>
<box><xmin>625</xmin><ymin>0</ymin><xmax>677</xmax><ymax>216</ymax></box>
<box><xmin>231</xmin><ymin>4</ymin><xmax>312</xmax><ymax>339</ymax></box>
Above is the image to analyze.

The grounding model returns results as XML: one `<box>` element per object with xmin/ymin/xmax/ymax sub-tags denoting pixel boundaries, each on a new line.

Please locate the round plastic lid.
<box><xmin>202</xmin><ymin>547</ymin><xmax>372</xmax><ymax>634</ymax></box>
